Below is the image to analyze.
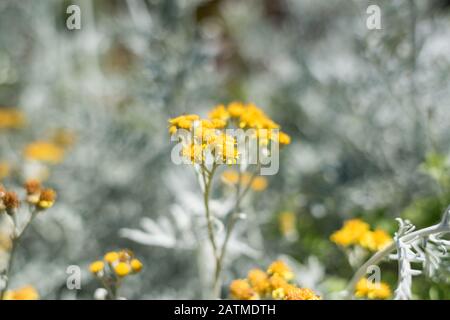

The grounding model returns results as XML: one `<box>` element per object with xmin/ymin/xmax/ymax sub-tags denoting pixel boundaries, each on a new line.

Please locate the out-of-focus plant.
<box><xmin>0</xmin><ymin>180</ymin><xmax>57</xmax><ymax>299</ymax></box>
<box><xmin>168</xmin><ymin>102</ymin><xmax>290</xmax><ymax>298</ymax></box>
<box><xmin>89</xmin><ymin>249</ymin><xmax>143</xmax><ymax>300</ymax></box>
<box><xmin>229</xmin><ymin>259</ymin><xmax>320</xmax><ymax>300</ymax></box>
<box><xmin>345</xmin><ymin>206</ymin><xmax>450</xmax><ymax>300</ymax></box>
<box><xmin>331</xmin><ymin>219</ymin><xmax>392</xmax><ymax>268</ymax></box>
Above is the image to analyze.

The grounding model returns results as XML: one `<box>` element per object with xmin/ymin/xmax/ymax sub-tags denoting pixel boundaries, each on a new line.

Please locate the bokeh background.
<box><xmin>0</xmin><ymin>0</ymin><xmax>449</xmax><ymax>299</ymax></box>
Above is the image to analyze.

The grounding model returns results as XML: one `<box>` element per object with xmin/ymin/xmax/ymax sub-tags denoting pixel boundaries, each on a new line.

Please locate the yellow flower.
<box><xmin>37</xmin><ymin>188</ymin><xmax>56</xmax><ymax>210</ymax></box>
<box><xmin>0</xmin><ymin>108</ymin><xmax>25</xmax><ymax>129</ymax></box>
<box><xmin>208</xmin><ymin>104</ymin><xmax>229</xmax><ymax>121</ymax></box>
<box><xmin>4</xmin><ymin>285</ymin><xmax>39</xmax><ymax>300</ymax></box>
<box><xmin>250</xmin><ymin>176</ymin><xmax>268</xmax><ymax>191</ymax></box>
<box><xmin>114</xmin><ymin>262</ymin><xmax>131</xmax><ymax>277</ymax></box>
<box><xmin>168</xmin><ymin>114</ymin><xmax>200</xmax><ymax>133</ymax></box>
<box><xmin>359</xmin><ymin>229</ymin><xmax>392</xmax><ymax>251</ymax></box>
<box><xmin>284</xmin><ymin>286</ymin><xmax>321</xmax><ymax>300</ymax></box>
<box><xmin>24</xmin><ymin>141</ymin><xmax>65</xmax><ymax>164</ymax></box>
<box><xmin>247</xmin><ymin>269</ymin><xmax>270</xmax><ymax>295</ymax></box>
<box><xmin>278</xmin><ymin>132</ymin><xmax>291</xmax><ymax>145</ymax></box>
<box><xmin>221</xmin><ymin>170</ymin><xmax>267</xmax><ymax>191</ymax></box>
<box><xmin>0</xmin><ymin>161</ymin><xmax>11</xmax><ymax>180</ymax></box>
<box><xmin>227</xmin><ymin>102</ymin><xmax>245</xmax><ymax>118</ymax></box>
<box><xmin>130</xmin><ymin>259</ymin><xmax>143</xmax><ymax>272</ymax></box>
<box><xmin>355</xmin><ymin>278</ymin><xmax>391</xmax><ymax>300</ymax></box>
<box><xmin>89</xmin><ymin>261</ymin><xmax>105</xmax><ymax>274</ymax></box>
<box><xmin>221</xmin><ymin>170</ymin><xmax>240</xmax><ymax>185</ymax></box>
<box><xmin>267</xmin><ymin>260</ymin><xmax>294</xmax><ymax>281</ymax></box>
<box><xmin>330</xmin><ymin>219</ymin><xmax>370</xmax><ymax>247</ymax></box>
<box><xmin>104</xmin><ymin>251</ymin><xmax>120</xmax><ymax>263</ymax></box>
<box><xmin>269</xmin><ymin>274</ymin><xmax>290</xmax><ymax>291</ymax></box>
<box><xmin>272</xmin><ymin>287</ymin><xmax>285</xmax><ymax>300</ymax></box>
<box><xmin>229</xmin><ymin>279</ymin><xmax>257</xmax><ymax>300</ymax></box>
<box><xmin>279</xmin><ymin>211</ymin><xmax>297</xmax><ymax>237</ymax></box>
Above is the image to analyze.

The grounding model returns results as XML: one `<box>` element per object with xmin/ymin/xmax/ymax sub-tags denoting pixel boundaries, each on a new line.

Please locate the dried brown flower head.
<box><xmin>24</xmin><ymin>180</ymin><xmax>41</xmax><ymax>195</ymax></box>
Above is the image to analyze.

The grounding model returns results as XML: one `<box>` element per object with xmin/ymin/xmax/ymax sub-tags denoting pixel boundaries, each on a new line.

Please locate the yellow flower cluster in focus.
<box><xmin>208</xmin><ymin>102</ymin><xmax>291</xmax><ymax>145</ymax></box>
<box><xmin>24</xmin><ymin>141</ymin><xmax>65</xmax><ymax>164</ymax></box>
<box><xmin>355</xmin><ymin>278</ymin><xmax>392</xmax><ymax>300</ymax></box>
<box><xmin>0</xmin><ymin>108</ymin><xmax>25</xmax><ymax>130</ymax></box>
<box><xmin>221</xmin><ymin>170</ymin><xmax>268</xmax><ymax>191</ymax></box>
<box><xmin>90</xmin><ymin>249</ymin><xmax>143</xmax><ymax>278</ymax></box>
<box><xmin>3</xmin><ymin>285</ymin><xmax>39</xmax><ymax>300</ymax></box>
<box><xmin>330</xmin><ymin>219</ymin><xmax>392</xmax><ymax>251</ymax></box>
<box><xmin>229</xmin><ymin>260</ymin><xmax>320</xmax><ymax>300</ymax></box>
<box><xmin>168</xmin><ymin>102</ymin><xmax>291</xmax><ymax>165</ymax></box>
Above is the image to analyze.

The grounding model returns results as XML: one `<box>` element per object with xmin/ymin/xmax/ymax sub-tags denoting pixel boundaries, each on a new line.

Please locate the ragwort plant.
<box><xmin>168</xmin><ymin>102</ymin><xmax>290</xmax><ymax>298</ymax></box>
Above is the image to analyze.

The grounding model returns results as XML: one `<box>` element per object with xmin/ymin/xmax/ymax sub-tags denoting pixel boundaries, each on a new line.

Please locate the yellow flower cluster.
<box><xmin>208</xmin><ymin>102</ymin><xmax>291</xmax><ymax>145</ymax></box>
<box><xmin>24</xmin><ymin>141</ymin><xmax>65</xmax><ymax>164</ymax></box>
<box><xmin>89</xmin><ymin>249</ymin><xmax>143</xmax><ymax>278</ymax></box>
<box><xmin>355</xmin><ymin>278</ymin><xmax>392</xmax><ymax>300</ymax></box>
<box><xmin>168</xmin><ymin>102</ymin><xmax>291</xmax><ymax>165</ymax></box>
<box><xmin>0</xmin><ymin>108</ymin><xmax>25</xmax><ymax>130</ymax></box>
<box><xmin>3</xmin><ymin>285</ymin><xmax>39</xmax><ymax>300</ymax></box>
<box><xmin>24</xmin><ymin>180</ymin><xmax>57</xmax><ymax>210</ymax></box>
<box><xmin>221</xmin><ymin>170</ymin><xmax>268</xmax><ymax>191</ymax></box>
<box><xmin>229</xmin><ymin>260</ymin><xmax>320</xmax><ymax>300</ymax></box>
<box><xmin>330</xmin><ymin>219</ymin><xmax>392</xmax><ymax>251</ymax></box>
<box><xmin>0</xmin><ymin>181</ymin><xmax>56</xmax><ymax>215</ymax></box>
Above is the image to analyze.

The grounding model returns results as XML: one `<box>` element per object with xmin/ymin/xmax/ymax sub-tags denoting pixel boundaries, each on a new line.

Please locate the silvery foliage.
<box><xmin>390</xmin><ymin>210</ymin><xmax>450</xmax><ymax>300</ymax></box>
<box><xmin>221</xmin><ymin>0</ymin><xmax>450</xmax><ymax>218</ymax></box>
<box><xmin>0</xmin><ymin>0</ymin><xmax>223</xmax><ymax>299</ymax></box>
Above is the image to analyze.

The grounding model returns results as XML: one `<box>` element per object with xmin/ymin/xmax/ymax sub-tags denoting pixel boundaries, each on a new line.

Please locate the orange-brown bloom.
<box><xmin>37</xmin><ymin>188</ymin><xmax>56</xmax><ymax>209</ymax></box>
<box><xmin>3</xmin><ymin>191</ymin><xmax>19</xmax><ymax>213</ymax></box>
<box><xmin>24</xmin><ymin>180</ymin><xmax>41</xmax><ymax>195</ymax></box>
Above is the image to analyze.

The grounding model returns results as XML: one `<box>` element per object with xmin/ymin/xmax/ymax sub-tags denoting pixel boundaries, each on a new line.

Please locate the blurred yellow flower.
<box><xmin>284</xmin><ymin>286</ymin><xmax>321</xmax><ymax>300</ymax></box>
<box><xmin>0</xmin><ymin>161</ymin><xmax>10</xmax><ymax>180</ymax></box>
<box><xmin>221</xmin><ymin>170</ymin><xmax>268</xmax><ymax>191</ymax></box>
<box><xmin>0</xmin><ymin>108</ymin><xmax>25</xmax><ymax>130</ymax></box>
<box><xmin>227</xmin><ymin>102</ymin><xmax>245</xmax><ymax>118</ymax></box>
<box><xmin>114</xmin><ymin>262</ymin><xmax>131</xmax><ymax>277</ymax></box>
<box><xmin>4</xmin><ymin>285</ymin><xmax>39</xmax><ymax>300</ymax></box>
<box><xmin>360</xmin><ymin>229</ymin><xmax>392</xmax><ymax>251</ymax></box>
<box><xmin>330</xmin><ymin>219</ymin><xmax>370</xmax><ymax>247</ymax></box>
<box><xmin>331</xmin><ymin>219</ymin><xmax>392</xmax><ymax>251</ymax></box>
<box><xmin>250</xmin><ymin>176</ymin><xmax>268</xmax><ymax>191</ymax></box>
<box><xmin>247</xmin><ymin>269</ymin><xmax>270</xmax><ymax>295</ymax></box>
<box><xmin>267</xmin><ymin>260</ymin><xmax>294</xmax><ymax>281</ymax></box>
<box><xmin>208</xmin><ymin>104</ymin><xmax>229</xmax><ymax>121</ymax></box>
<box><xmin>104</xmin><ymin>251</ymin><xmax>120</xmax><ymax>263</ymax></box>
<box><xmin>355</xmin><ymin>278</ymin><xmax>391</xmax><ymax>300</ymax></box>
<box><xmin>278</xmin><ymin>132</ymin><xmax>291</xmax><ymax>145</ymax></box>
<box><xmin>230</xmin><ymin>261</ymin><xmax>320</xmax><ymax>300</ymax></box>
<box><xmin>229</xmin><ymin>279</ymin><xmax>257</xmax><ymax>300</ymax></box>
<box><xmin>89</xmin><ymin>261</ymin><xmax>105</xmax><ymax>274</ymax></box>
<box><xmin>278</xmin><ymin>211</ymin><xmax>297</xmax><ymax>238</ymax></box>
<box><xmin>130</xmin><ymin>259</ymin><xmax>143</xmax><ymax>272</ymax></box>
<box><xmin>24</xmin><ymin>141</ymin><xmax>64</xmax><ymax>164</ymax></box>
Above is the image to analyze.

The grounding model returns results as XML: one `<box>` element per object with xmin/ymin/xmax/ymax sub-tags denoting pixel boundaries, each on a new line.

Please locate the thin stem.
<box><xmin>0</xmin><ymin>209</ymin><xmax>38</xmax><ymax>300</ymax></box>
<box><xmin>202</xmin><ymin>163</ymin><xmax>219</xmax><ymax>261</ymax></box>
<box><xmin>212</xmin><ymin>165</ymin><xmax>260</xmax><ymax>298</ymax></box>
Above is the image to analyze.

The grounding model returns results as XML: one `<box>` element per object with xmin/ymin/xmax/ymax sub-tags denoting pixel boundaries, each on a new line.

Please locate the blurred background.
<box><xmin>0</xmin><ymin>0</ymin><xmax>449</xmax><ymax>299</ymax></box>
